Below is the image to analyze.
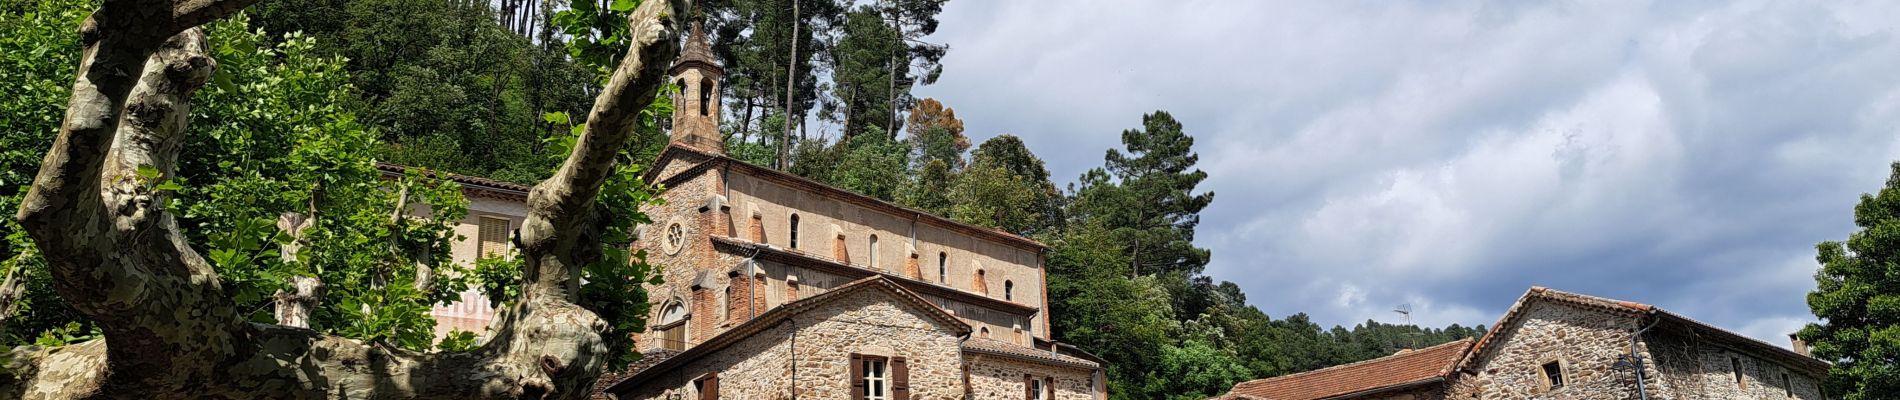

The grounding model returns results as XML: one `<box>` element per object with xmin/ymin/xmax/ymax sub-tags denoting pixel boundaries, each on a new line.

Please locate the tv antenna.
<box><xmin>1394</xmin><ymin>303</ymin><xmax>1421</xmax><ymax>349</ymax></box>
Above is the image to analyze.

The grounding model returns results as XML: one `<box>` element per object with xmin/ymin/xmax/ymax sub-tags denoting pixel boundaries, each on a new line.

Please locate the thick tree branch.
<box><xmin>518</xmin><ymin>0</ymin><xmax>684</xmax><ymax>301</ymax></box>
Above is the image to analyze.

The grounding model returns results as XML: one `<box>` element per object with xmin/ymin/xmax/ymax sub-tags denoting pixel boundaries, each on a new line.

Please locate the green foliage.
<box><xmin>1069</xmin><ymin>111</ymin><xmax>1216</xmax><ymax>279</ymax></box>
<box><xmin>827</xmin><ymin>131</ymin><xmax>910</xmax><ymax>202</ymax></box>
<box><xmin>249</xmin><ymin>0</ymin><xmax>598</xmax><ymax>184</ymax></box>
<box><xmin>0</xmin><ymin>3</ymin><xmax>480</xmax><ymax>351</ymax></box>
<box><xmin>1046</xmin><ymin>112</ymin><xmax>1481</xmax><ymax>399</ymax></box>
<box><xmin>0</xmin><ymin>0</ymin><xmax>93</xmax><ymax>345</ymax></box>
<box><xmin>830</xmin><ymin>6</ymin><xmax>905</xmax><ymax>137</ymax></box>
<box><xmin>1799</xmin><ymin>161</ymin><xmax>1900</xmax><ymax>400</ymax></box>
<box><xmin>436</xmin><ymin>329</ymin><xmax>480</xmax><ymax>352</ymax></box>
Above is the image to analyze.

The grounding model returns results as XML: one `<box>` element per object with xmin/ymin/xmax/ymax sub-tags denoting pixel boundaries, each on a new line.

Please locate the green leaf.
<box><xmin>135</xmin><ymin>165</ymin><xmax>161</xmax><ymax>181</ymax></box>
<box><xmin>608</xmin><ymin>0</ymin><xmax>637</xmax><ymax>13</ymax></box>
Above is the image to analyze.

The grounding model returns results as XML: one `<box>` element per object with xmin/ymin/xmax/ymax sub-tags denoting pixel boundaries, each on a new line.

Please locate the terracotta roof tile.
<box><xmin>1225</xmin><ymin>338</ymin><xmax>1471</xmax><ymax>400</ymax></box>
<box><xmin>962</xmin><ymin>337</ymin><xmax>1100</xmax><ymax>370</ymax></box>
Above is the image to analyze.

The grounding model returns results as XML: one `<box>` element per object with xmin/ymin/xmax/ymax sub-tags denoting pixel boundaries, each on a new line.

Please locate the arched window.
<box><xmin>789</xmin><ymin>214</ymin><xmax>800</xmax><ymax>248</ymax></box>
<box><xmin>938</xmin><ymin>252</ymin><xmax>948</xmax><ymax>283</ymax></box>
<box><xmin>1004</xmin><ymin>280</ymin><xmax>1014</xmax><ymax>301</ymax></box>
<box><xmin>699</xmin><ymin>78</ymin><xmax>713</xmax><ymax>116</ymax></box>
<box><xmin>675</xmin><ymin>78</ymin><xmax>686</xmax><ymax>101</ymax></box>
<box><xmin>869</xmin><ymin>235</ymin><xmax>880</xmax><ymax>269</ymax></box>
<box><xmin>657</xmin><ymin>300</ymin><xmax>688</xmax><ymax>351</ymax></box>
<box><xmin>980</xmin><ymin>327</ymin><xmax>991</xmax><ymax>339</ymax></box>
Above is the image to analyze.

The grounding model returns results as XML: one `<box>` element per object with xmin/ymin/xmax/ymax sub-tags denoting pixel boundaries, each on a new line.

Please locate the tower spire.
<box><xmin>669</xmin><ymin>18</ymin><xmax>724</xmax><ymax>154</ymax></box>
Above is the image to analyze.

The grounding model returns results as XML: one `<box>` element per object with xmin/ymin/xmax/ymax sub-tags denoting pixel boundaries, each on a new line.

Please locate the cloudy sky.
<box><xmin>911</xmin><ymin>0</ymin><xmax>1900</xmax><ymax>347</ymax></box>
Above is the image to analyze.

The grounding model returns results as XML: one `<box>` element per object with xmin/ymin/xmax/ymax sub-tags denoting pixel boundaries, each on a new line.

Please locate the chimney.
<box><xmin>1789</xmin><ymin>334</ymin><xmax>1809</xmax><ymax>356</ymax></box>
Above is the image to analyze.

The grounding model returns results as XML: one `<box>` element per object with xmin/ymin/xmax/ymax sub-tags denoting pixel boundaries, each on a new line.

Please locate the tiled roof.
<box><xmin>670</xmin><ymin>21</ymin><xmax>722</xmax><ymax>75</ymax></box>
<box><xmin>962</xmin><ymin>338</ymin><xmax>1100</xmax><ymax>370</ymax></box>
<box><xmin>649</xmin><ymin>144</ymin><xmax>1047</xmax><ymax>251</ymax></box>
<box><xmin>374</xmin><ymin>162</ymin><xmax>532</xmax><ymax>200</ymax></box>
<box><xmin>1223</xmin><ymin>338</ymin><xmax>1472</xmax><ymax>400</ymax></box>
<box><xmin>590</xmin><ymin>350</ymin><xmax>679</xmax><ymax>400</ymax></box>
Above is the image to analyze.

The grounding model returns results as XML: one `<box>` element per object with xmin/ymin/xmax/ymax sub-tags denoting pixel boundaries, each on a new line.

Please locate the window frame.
<box><xmin>789</xmin><ymin>214</ymin><xmax>800</xmax><ymax>248</ymax></box>
<box><xmin>1538</xmin><ymin>360</ymin><xmax>1566</xmax><ymax>392</ymax></box>
<box><xmin>853</xmin><ymin>354</ymin><xmax>891</xmax><ymax>400</ymax></box>
<box><xmin>478</xmin><ymin>216</ymin><xmax>512</xmax><ymax>258</ymax></box>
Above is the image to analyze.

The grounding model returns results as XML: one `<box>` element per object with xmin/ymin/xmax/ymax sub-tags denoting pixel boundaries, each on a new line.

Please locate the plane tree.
<box><xmin>1</xmin><ymin>0</ymin><xmax>686</xmax><ymax>397</ymax></box>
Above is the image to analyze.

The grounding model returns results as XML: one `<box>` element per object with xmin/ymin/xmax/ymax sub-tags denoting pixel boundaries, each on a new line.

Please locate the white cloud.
<box><xmin>915</xmin><ymin>0</ymin><xmax>1900</xmax><ymax>346</ymax></box>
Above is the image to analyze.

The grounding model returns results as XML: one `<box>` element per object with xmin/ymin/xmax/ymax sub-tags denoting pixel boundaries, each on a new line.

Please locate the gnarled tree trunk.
<box><xmin>1</xmin><ymin>0</ymin><xmax>684</xmax><ymax>398</ymax></box>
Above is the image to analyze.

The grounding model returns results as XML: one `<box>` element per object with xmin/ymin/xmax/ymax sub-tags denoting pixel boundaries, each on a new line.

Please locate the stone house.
<box><xmin>419</xmin><ymin>21</ymin><xmax>1109</xmax><ymax>400</ymax></box>
<box><xmin>1219</xmin><ymin>287</ymin><xmax>1830</xmax><ymax>400</ymax></box>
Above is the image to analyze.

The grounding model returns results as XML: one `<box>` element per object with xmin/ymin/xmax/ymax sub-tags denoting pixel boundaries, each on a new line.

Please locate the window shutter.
<box><xmin>850</xmin><ymin>353</ymin><xmax>865</xmax><ymax>400</ymax></box>
<box><xmin>891</xmin><ymin>357</ymin><xmax>910</xmax><ymax>400</ymax></box>
<box><xmin>700</xmin><ymin>373</ymin><xmax>719</xmax><ymax>400</ymax></box>
<box><xmin>1025</xmin><ymin>374</ymin><xmax>1035</xmax><ymax>399</ymax></box>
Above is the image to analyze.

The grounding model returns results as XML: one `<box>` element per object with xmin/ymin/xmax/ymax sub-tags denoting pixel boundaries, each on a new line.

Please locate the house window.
<box><xmin>938</xmin><ymin>252</ymin><xmax>948</xmax><ymax>283</ymax></box>
<box><xmin>1782</xmin><ymin>372</ymin><xmax>1793</xmax><ymax>397</ymax></box>
<box><xmin>694</xmin><ymin>373</ymin><xmax>718</xmax><ymax>400</ymax></box>
<box><xmin>1005</xmin><ymin>280</ymin><xmax>1014</xmax><ymax>301</ymax></box>
<box><xmin>853</xmin><ymin>354</ymin><xmax>889</xmax><ymax>400</ymax></box>
<box><xmin>789</xmin><ymin>214</ymin><xmax>799</xmax><ymax>248</ymax></box>
<box><xmin>657</xmin><ymin>301</ymin><xmax>688</xmax><ymax>351</ymax></box>
<box><xmin>1539</xmin><ymin>361</ymin><xmax>1564</xmax><ymax>391</ymax></box>
<box><xmin>478</xmin><ymin>216</ymin><xmax>510</xmax><ymax>258</ymax></box>
<box><xmin>869</xmin><ymin>235</ymin><xmax>880</xmax><ymax>269</ymax></box>
<box><xmin>1026</xmin><ymin>375</ymin><xmax>1056</xmax><ymax>400</ymax></box>
<box><xmin>1732</xmin><ymin>356</ymin><xmax>1747</xmax><ymax>388</ymax></box>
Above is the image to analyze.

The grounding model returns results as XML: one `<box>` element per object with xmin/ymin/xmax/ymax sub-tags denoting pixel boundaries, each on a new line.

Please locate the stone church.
<box><xmin>416</xmin><ymin>23</ymin><xmax>1109</xmax><ymax>400</ymax></box>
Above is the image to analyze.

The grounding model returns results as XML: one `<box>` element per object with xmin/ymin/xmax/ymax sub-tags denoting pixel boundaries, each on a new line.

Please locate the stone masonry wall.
<box><xmin>1446</xmin><ymin>301</ymin><xmax>1655</xmax><ymax>400</ymax></box>
<box><xmin>1643</xmin><ymin>324</ymin><xmax>1825</xmax><ymax>400</ymax></box>
<box><xmin>966</xmin><ymin>355</ymin><xmax>1095</xmax><ymax>400</ymax></box>
<box><xmin>616</xmin><ymin>288</ymin><xmax>967</xmax><ymax>400</ymax></box>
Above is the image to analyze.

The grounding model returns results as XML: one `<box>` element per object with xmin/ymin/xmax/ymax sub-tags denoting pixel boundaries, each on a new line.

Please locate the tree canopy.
<box><xmin>1800</xmin><ymin>162</ymin><xmax>1900</xmax><ymax>400</ymax></box>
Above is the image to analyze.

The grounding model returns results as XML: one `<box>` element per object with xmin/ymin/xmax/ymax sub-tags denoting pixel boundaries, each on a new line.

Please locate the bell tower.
<box><xmin>670</xmin><ymin>21</ymin><xmax>725</xmax><ymax>154</ymax></box>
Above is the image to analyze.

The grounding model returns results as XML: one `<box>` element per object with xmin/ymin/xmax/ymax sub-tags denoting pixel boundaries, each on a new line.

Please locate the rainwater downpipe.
<box><xmin>1630</xmin><ymin>316</ymin><xmax>1662</xmax><ymax>400</ymax></box>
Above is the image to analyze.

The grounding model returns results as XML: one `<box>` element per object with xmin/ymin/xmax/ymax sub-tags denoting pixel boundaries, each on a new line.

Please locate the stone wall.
<box><xmin>615</xmin><ymin>286</ymin><xmax>967</xmax><ymax>400</ymax></box>
<box><xmin>1446</xmin><ymin>301</ymin><xmax>1653</xmax><ymax>399</ymax></box>
<box><xmin>965</xmin><ymin>355</ymin><xmax>1096</xmax><ymax>400</ymax></box>
<box><xmin>1643</xmin><ymin>324</ymin><xmax>1826</xmax><ymax>400</ymax></box>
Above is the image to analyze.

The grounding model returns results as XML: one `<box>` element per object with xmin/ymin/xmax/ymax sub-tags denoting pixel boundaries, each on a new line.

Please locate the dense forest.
<box><xmin>0</xmin><ymin>0</ymin><xmax>1482</xmax><ymax>398</ymax></box>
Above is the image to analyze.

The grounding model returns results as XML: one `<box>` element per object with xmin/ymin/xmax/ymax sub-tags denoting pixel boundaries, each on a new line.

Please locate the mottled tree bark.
<box><xmin>2</xmin><ymin>0</ymin><xmax>684</xmax><ymax>398</ymax></box>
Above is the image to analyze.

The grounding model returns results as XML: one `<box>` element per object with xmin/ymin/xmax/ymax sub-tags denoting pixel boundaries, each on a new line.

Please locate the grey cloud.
<box><xmin>914</xmin><ymin>0</ymin><xmax>1900</xmax><ymax>346</ymax></box>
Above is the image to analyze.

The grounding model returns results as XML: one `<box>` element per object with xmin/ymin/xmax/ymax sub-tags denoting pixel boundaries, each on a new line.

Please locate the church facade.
<box><xmin>598</xmin><ymin>23</ymin><xmax>1107</xmax><ymax>400</ymax></box>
